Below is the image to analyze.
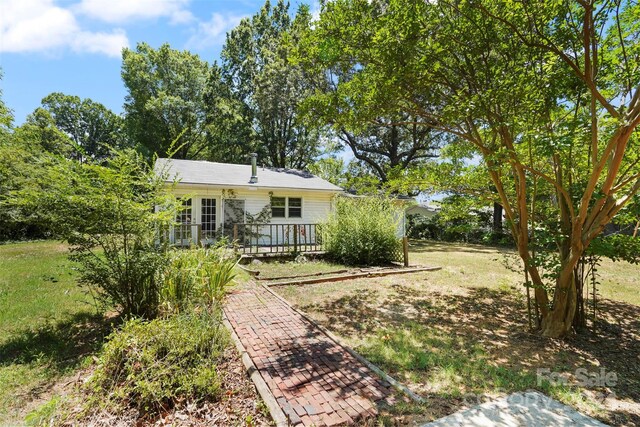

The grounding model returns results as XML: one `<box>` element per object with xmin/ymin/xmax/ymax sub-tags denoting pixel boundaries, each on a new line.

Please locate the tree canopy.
<box><xmin>217</xmin><ymin>0</ymin><xmax>326</xmax><ymax>169</ymax></box>
<box><xmin>122</xmin><ymin>43</ymin><xmax>211</xmax><ymax>160</ymax></box>
<box><xmin>303</xmin><ymin>0</ymin><xmax>640</xmax><ymax>337</ymax></box>
<box><xmin>37</xmin><ymin>92</ymin><xmax>125</xmax><ymax>161</ymax></box>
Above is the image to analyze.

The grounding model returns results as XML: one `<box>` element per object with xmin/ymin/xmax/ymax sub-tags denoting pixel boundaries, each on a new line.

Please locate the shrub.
<box><xmin>322</xmin><ymin>196</ymin><xmax>403</xmax><ymax>266</ymax></box>
<box><xmin>10</xmin><ymin>149</ymin><xmax>180</xmax><ymax>318</ymax></box>
<box><xmin>160</xmin><ymin>246</ymin><xmax>238</xmax><ymax>314</ymax></box>
<box><xmin>88</xmin><ymin>311</ymin><xmax>229</xmax><ymax>415</ymax></box>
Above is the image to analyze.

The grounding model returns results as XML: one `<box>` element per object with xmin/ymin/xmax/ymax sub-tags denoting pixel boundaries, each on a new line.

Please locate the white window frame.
<box><xmin>287</xmin><ymin>197</ymin><xmax>303</xmax><ymax>219</ymax></box>
<box><xmin>271</xmin><ymin>196</ymin><xmax>303</xmax><ymax>219</ymax></box>
<box><xmin>200</xmin><ymin>197</ymin><xmax>217</xmax><ymax>238</ymax></box>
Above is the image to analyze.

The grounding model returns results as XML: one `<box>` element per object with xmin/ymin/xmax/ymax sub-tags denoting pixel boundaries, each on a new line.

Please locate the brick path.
<box><xmin>224</xmin><ymin>282</ymin><xmax>395</xmax><ymax>426</ymax></box>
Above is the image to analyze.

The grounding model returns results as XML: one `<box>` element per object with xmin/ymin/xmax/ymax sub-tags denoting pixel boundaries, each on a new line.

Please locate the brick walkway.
<box><xmin>224</xmin><ymin>282</ymin><xmax>395</xmax><ymax>426</ymax></box>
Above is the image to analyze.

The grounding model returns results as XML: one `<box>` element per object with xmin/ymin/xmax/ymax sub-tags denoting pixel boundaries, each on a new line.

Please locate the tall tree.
<box><xmin>337</xmin><ymin>117</ymin><xmax>442</xmax><ymax>184</ymax></box>
<box><xmin>122</xmin><ymin>43</ymin><xmax>210</xmax><ymax>159</ymax></box>
<box><xmin>303</xmin><ymin>0</ymin><xmax>640</xmax><ymax>338</ymax></box>
<box><xmin>13</xmin><ymin>108</ymin><xmax>75</xmax><ymax>157</ymax></box>
<box><xmin>217</xmin><ymin>0</ymin><xmax>324</xmax><ymax>169</ymax></box>
<box><xmin>0</xmin><ymin>70</ymin><xmax>12</xmax><ymax>136</ymax></box>
<box><xmin>39</xmin><ymin>92</ymin><xmax>125</xmax><ymax>161</ymax></box>
<box><xmin>296</xmin><ymin>45</ymin><xmax>444</xmax><ymax>185</ymax></box>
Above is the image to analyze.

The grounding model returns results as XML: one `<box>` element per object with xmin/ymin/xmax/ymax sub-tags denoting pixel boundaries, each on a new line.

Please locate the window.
<box><xmin>271</xmin><ymin>197</ymin><xmax>286</xmax><ymax>218</ymax></box>
<box><xmin>271</xmin><ymin>196</ymin><xmax>302</xmax><ymax>218</ymax></box>
<box><xmin>176</xmin><ymin>198</ymin><xmax>192</xmax><ymax>224</ymax></box>
<box><xmin>288</xmin><ymin>197</ymin><xmax>302</xmax><ymax>218</ymax></box>
<box><xmin>201</xmin><ymin>198</ymin><xmax>216</xmax><ymax>238</ymax></box>
<box><xmin>176</xmin><ymin>198</ymin><xmax>192</xmax><ymax>240</ymax></box>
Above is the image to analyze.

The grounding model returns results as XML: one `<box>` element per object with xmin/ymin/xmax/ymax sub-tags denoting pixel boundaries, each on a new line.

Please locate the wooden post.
<box><xmin>233</xmin><ymin>224</ymin><xmax>238</xmax><ymax>242</ymax></box>
<box><xmin>293</xmin><ymin>224</ymin><xmax>299</xmax><ymax>254</ymax></box>
<box><xmin>402</xmin><ymin>236</ymin><xmax>409</xmax><ymax>267</ymax></box>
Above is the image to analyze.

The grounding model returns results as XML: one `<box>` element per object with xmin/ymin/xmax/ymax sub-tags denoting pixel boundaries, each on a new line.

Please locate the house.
<box><xmin>405</xmin><ymin>202</ymin><xmax>441</xmax><ymax>220</ymax></box>
<box><xmin>155</xmin><ymin>155</ymin><xmax>343</xmax><ymax>251</ymax></box>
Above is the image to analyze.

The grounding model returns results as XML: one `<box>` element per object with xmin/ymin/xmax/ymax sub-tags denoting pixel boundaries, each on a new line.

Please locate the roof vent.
<box><xmin>249</xmin><ymin>153</ymin><xmax>258</xmax><ymax>183</ymax></box>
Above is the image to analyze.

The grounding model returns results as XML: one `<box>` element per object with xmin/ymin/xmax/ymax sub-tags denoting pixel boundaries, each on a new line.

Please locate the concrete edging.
<box><xmin>258</xmin><ymin>282</ymin><xmax>426</xmax><ymax>404</ymax></box>
<box><xmin>222</xmin><ymin>314</ymin><xmax>290</xmax><ymax>427</ymax></box>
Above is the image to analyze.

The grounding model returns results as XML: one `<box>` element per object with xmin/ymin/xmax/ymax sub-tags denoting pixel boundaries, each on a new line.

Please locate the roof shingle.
<box><xmin>155</xmin><ymin>158</ymin><xmax>343</xmax><ymax>192</ymax></box>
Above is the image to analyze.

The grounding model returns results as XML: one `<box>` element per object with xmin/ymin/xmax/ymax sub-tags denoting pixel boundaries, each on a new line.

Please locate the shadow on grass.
<box><xmin>0</xmin><ymin>311</ymin><xmax>116</xmax><ymax>374</ymax></box>
<box><xmin>300</xmin><ymin>284</ymin><xmax>640</xmax><ymax>423</ymax></box>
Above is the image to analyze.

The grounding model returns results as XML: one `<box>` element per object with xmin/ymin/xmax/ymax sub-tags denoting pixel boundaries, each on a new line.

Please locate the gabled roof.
<box><xmin>155</xmin><ymin>158</ymin><xmax>343</xmax><ymax>192</ymax></box>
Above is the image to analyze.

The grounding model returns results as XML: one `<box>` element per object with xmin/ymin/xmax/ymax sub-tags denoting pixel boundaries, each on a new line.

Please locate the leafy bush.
<box><xmin>88</xmin><ymin>311</ymin><xmax>229</xmax><ymax>414</ymax></box>
<box><xmin>322</xmin><ymin>196</ymin><xmax>402</xmax><ymax>266</ymax></box>
<box><xmin>160</xmin><ymin>246</ymin><xmax>238</xmax><ymax>314</ymax></box>
<box><xmin>9</xmin><ymin>149</ymin><xmax>179</xmax><ymax>318</ymax></box>
<box><xmin>60</xmin><ymin>151</ymin><xmax>179</xmax><ymax>318</ymax></box>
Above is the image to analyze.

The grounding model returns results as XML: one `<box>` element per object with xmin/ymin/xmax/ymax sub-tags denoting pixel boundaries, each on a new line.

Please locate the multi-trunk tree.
<box><xmin>303</xmin><ymin>0</ymin><xmax>640</xmax><ymax>338</ymax></box>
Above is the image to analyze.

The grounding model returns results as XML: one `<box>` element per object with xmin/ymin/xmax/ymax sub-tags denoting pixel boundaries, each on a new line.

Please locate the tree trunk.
<box><xmin>492</xmin><ymin>202</ymin><xmax>503</xmax><ymax>233</ymax></box>
<box><xmin>572</xmin><ymin>259</ymin><xmax>587</xmax><ymax>330</ymax></box>
<box><xmin>539</xmin><ymin>257</ymin><xmax>579</xmax><ymax>338</ymax></box>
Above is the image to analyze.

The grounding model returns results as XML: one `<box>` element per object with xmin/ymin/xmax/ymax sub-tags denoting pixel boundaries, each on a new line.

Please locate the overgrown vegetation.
<box><xmin>88</xmin><ymin>312</ymin><xmax>229</xmax><ymax>414</ymax></box>
<box><xmin>80</xmin><ymin>245</ymin><xmax>237</xmax><ymax>420</ymax></box>
<box><xmin>322</xmin><ymin>196</ymin><xmax>402</xmax><ymax>266</ymax></box>
<box><xmin>160</xmin><ymin>246</ymin><xmax>238</xmax><ymax>314</ymax></box>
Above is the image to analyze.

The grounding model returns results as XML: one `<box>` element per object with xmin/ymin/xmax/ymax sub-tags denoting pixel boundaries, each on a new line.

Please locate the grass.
<box><xmin>273</xmin><ymin>240</ymin><xmax>640</xmax><ymax>426</ymax></box>
<box><xmin>0</xmin><ymin>241</ymin><xmax>110</xmax><ymax>424</ymax></box>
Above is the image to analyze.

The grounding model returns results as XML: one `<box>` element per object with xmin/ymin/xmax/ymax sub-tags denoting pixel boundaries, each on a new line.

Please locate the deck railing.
<box><xmin>169</xmin><ymin>222</ymin><xmax>323</xmax><ymax>254</ymax></box>
<box><xmin>232</xmin><ymin>223</ymin><xmax>323</xmax><ymax>254</ymax></box>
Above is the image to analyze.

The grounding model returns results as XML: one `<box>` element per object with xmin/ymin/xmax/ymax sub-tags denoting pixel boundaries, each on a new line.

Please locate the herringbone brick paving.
<box><xmin>224</xmin><ymin>281</ymin><xmax>395</xmax><ymax>426</ymax></box>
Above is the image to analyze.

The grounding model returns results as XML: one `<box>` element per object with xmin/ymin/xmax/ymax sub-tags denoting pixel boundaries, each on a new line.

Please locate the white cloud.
<box><xmin>0</xmin><ymin>0</ymin><xmax>129</xmax><ymax>57</ymax></box>
<box><xmin>185</xmin><ymin>12</ymin><xmax>246</xmax><ymax>50</ymax></box>
<box><xmin>75</xmin><ymin>0</ymin><xmax>194</xmax><ymax>24</ymax></box>
<box><xmin>72</xmin><ymin>29</ymin><xmax>129</xmax><ymax>57</ymax></box>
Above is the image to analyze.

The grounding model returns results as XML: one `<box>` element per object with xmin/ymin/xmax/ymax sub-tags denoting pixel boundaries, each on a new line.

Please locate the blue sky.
<box><xmin>0</xmin><ymin>0</ymin><xmax>315</xmax><ymax>125</ymax></box>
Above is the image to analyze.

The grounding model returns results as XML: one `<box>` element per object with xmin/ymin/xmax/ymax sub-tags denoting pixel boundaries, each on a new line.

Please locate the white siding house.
<box><xmin>155</xmin><ymin>157</ymin><xmax>343</xmax><ymax>250</ymax></box>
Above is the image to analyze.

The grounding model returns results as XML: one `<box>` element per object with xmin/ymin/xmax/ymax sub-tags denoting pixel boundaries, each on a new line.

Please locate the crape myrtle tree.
<box><xmin>217</xmin><ymin>0</ymin><xmax>325</xmax><ymax>169</ymax></box>
<box><xmin>301</xmin><ymin>0</ymin><xmax>640</xmax><ymax>338</ymax></box>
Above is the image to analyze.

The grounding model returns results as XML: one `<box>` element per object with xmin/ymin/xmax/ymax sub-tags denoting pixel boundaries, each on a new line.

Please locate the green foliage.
<box><xmin>301</xmin><ymin>0</ymin><xmax>640</xmax><ymax>336</ymax></box>
<box><xmin>13</xmin><ymin>108</ymin><xmax>75</xmax><ymax>157</ymax></box>
<box><xmin>39</xmin><ymin>92</ymin><xmax>126</xmax><ymax>161</ymax></box>
<box><xmin>160</xmin><ymin>246</ymin><xmax>238</xmax><ymax>314</ymax></box>
<box><xmin>88</xmin><ymin>311</ymin><xmax>229</xmax><ymax>415</ymax></box>
<box><xmin>588</xmin><ymin>234</ymin><xmax>640</xmax><ymax>265</ymax></box>
<box><xmin>307</xmin><ymin>156</ymin><xmax>347</xmax><ymax>187</ymax></box>
<box><xmin>122</xmin><ymin>43</ymin><xmax>210</xmax><ymax>159</ymax></box>
<box><xmin>0</xmin><ymin>69</ymin><xmax>12</xmax><ymax>134</ymax></box>
<box><xmin>322</xmin><ymin>196</ymin><xmax>402</xmax><ymax>265</ymax></box>
<box><xmin>0</xmin><ymin>139</ymin><xmax>66</xmax><ymax>241</ymax></box>
<box><xmin>63</xmin><ymin>151</ymin><xmax>177</xmax><ymax>318</ymax></box>
<box><xmin>7</xmin><ymin>149</ymin><xmax>178</xmax><ymax>317</ymax></box>
<box><xmin>217</xmin><ymin>0</ymin><xmax>327</xmax><ymax>168</ymax></box>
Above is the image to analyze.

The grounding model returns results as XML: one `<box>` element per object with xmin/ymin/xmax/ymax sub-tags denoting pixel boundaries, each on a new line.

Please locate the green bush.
<box><xmin>160</xmin><ymin>246</ymin><xmax>238</xmax><ymax>314</ymax></box>
<box><xmin>322</xmin><ymin>196</ymin><xmax>403</xmax><ymax>266</ymax></box>
<box><xmin>88</xmin><ymin>311</ymin><xmax>229</xmax><ymax>414</ymax></box>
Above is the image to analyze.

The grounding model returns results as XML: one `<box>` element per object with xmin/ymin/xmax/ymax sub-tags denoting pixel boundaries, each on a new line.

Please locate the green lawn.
<box><xmin>0</xmin><ymin>241</ymin><xmax>110</xmax><ymax>424</ymax></box>
<box><xmin>274</xmin><ymin>240</ymin><xmax>640</xmax><ymax>426</ymax></box>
